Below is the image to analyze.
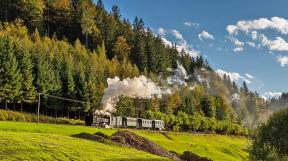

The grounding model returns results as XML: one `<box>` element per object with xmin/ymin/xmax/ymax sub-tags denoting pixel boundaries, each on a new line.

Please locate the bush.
<box><xmin>190</xmin><ymin>115</ymin><xmax>201</xmax><ymax>131</ymax></box>
<box><xmin>0</xmin><ymin>109</ymin><xmax>84</xmax><ymax>125</ymax></box>
<box><xmin>145</xmin><ymin>111</ymin><xmax>247</xmax><ymax>135</ymax></box>
<box><xmin>250</xmin><ymin>109</ymin><xmax>288</xmax><ymax>160</ymax></box>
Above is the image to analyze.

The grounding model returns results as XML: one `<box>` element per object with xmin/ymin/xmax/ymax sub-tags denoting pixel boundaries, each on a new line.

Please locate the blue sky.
<box><xmin>100</xmin><ymin>0</ymin><xmax>288</xmax><ymax>98</ymax></box>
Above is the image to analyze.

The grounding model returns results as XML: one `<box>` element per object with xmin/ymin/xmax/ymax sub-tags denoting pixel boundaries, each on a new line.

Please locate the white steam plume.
<box><xmin>167</xmin><ymin>61</ymin><xmax>190</xmax><ymax>86</ymax></box>
<box><xmin>100</xmin><ymin>76</ymin><xmax>170</xmax><ymax>113</ymax></box>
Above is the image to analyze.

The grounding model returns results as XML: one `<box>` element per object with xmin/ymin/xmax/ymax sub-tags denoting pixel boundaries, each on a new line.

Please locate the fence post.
<box><xmin>37</xmin><ymin>93</ymin><xmax>41</xmax><ymax>123</ymax></box>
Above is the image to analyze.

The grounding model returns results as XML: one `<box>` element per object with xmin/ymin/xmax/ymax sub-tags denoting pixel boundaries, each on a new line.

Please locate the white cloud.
<box><xmin>226</xmin><ymin>17</ymin><xmax>288</xmax><ymax>35</ymax></box>
<box><xmin>216</xmin><ymin>69</ymin><xmax>253</xmax><ymax>83</ymax></box>
<box><xmin>251</xmin><ymin>31</ymin><xmax>258</xmax><ymax>40</ymax></box>
<box><xmin>226</xmin><ymin>25</ymin><xmax>238</xmax><ymax>35</ymax></box>
<box><xmin>264</xmin><ymin>91</ymin><xmax>282</xmax><ymax>98</ymax></box>
<box><xmin>276</xmin><ymin>55</ymin><xmax>288</xmax><ymax>67</ymax></box>
<box><xmin>187</xmin><ymin>49</ymin><xmax>200</xmax><ymax>57</ymax></box>
<box><xmin>161</xmin><ymin>36</ymin><xmax>199</xmax><ymax>57</ymax></box>
<box><xmin>234</xmin><ymin>39</ymin><xmax>244</xmax><ymax>46</ymax></box>
<box><xmin>176</xmin><ymin>41</ymin><xmax>200</xmax><ymax>57</ymax></box>
<box><xmin>170</xmin><ymin>29</ymin><xmax>200</xmax><ymax>57</ymax></box>
<box><xmin>184</xmin><ymin>21</ymin><xmax>200</xmax><ymax>28</ymax></box>
<box><xmin>228</xmin><ymin>37</ymin><xmax>244</xmax><ymax>46</ymax></box>
<box><xmin>247</xmin><ymin>41</ymin><xmax>256</xmax><ymax>47</ymax></box>
<box><xmin>157</xmin><ymin>28</ymin><xmax>166</xmax><ymax>36</ymax></box>
<box><xmin>161</xmin><ymin>37</ymin><xmax>173</xmax><ymax>47</ymax></box>
<box><xmin>216</xmin><ymin>69</ymin><xmax>241</xmax><ymax>81</ymax></box>
<box><xmin>261</xmin><ymin>95</ymin><xmax>268</xmax><ymax>100</ymax></box>
<box><xmin>157</xmin><ymin>28</ymin><xmax>201</xmax><ymax>57</ymax></box>
<box><xmin>171</xmin><ymin>29</ymin><xmax>184</xmax><ymax>41</ymax></box>
<box><xmin>259</xmin><ymin>34</ymin><xmax>288</xmax><ymax>51</ymax></box>
<box><xmin>198</xmin><ymin>31</ymin><xmax>215</xmax><ymax>41</ymax></box>
<box><xmin>226</xmin><ymin>17</ymin><xmax>288</xmax><ymax>63</ymax></box>
<box><xmin>233</xmin><ymin>47</ymin><xmax>243</xmax><ymax>52</ymax></box>
<box><xmin>245</xmin><ymin>74</ymin><xmax>254</xmax><ymax>79</ymax></box>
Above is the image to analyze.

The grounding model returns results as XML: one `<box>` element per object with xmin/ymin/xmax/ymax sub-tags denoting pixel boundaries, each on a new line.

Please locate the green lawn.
<box><xmin>0</xmin><ymin>121</ymin><xmax>250</xmax><ymax>161</ymax></box>
<box><xmin>133</xmin><ymin>131</ymin><xmax>250</xmax><ymax>161</ymax></box>
<box><xmin>0</xmin><ymin>121</ymin><xmax>169</xmax><ymax>161</ymax></box>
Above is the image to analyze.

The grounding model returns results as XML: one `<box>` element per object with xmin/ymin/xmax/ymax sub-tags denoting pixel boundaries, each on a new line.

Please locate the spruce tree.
<box><xmin>17</xmin><ymin>49</ymin><xmax>37</xmax><ymax>104</ymax></box>
<box><xmin>0</xmin><ymin>37</ymin><xmax>22</xmax><ymax>108</ymax></box>
<box><xmin>78</xmin><ymin>0</ymin><xmax>98</xmax><ymax>48</ymax></box>
<box><xmin>61</xmin><ymin>57</ymin><xmax>75</xmax><ymax>98</ymax></box>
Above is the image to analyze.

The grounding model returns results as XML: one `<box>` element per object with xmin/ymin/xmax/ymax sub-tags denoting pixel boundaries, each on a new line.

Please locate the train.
<box><xmin>91</xmin><ymin>114</ymin><xmax>165</xmax><ymax>130</ymax></box>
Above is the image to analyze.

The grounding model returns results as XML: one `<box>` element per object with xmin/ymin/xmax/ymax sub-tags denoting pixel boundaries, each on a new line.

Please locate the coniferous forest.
<box><xmin>0</xmin><ymin>0</ymin><xmax>279</xmax><ymax>134</ymax></box>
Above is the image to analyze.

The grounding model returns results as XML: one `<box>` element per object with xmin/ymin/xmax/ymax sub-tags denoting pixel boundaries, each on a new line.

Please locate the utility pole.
<box><xmin>47</xmin><ymin>0</ymin><xmax>50</xmax><ymax>36</ymax></box>
<box><xmin>5</xmin><ymin>8</ymin><xmax>7</xmax><ymax>22</ymax></box>
<box><xmin>37</xmin><ymin>93</ymin><xmax>41</xmax><ymax>123</ymax></box>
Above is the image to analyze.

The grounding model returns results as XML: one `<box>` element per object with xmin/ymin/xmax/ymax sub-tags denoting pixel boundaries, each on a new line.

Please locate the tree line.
<box><xmin>0</xmin><ymin>0</ymin><xmax>272</xmax><ymax>131</ymax></box>
<box><xmin>0</xmin><ymin>0</ymin><xmax>210</xmax><ymax>76</ymax></box>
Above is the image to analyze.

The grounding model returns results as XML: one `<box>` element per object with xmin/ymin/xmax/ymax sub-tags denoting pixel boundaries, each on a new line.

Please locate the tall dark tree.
<box><xmin>241</xmin><ymin>81</ymin><xmax>249</xmax><ymax>94</ymax></box>
<box><xmin>131</xmin><ymin>17</ymin><xmax>146</xmax><ymax>71</ymax></box>
<box><xmin>77</xmin><ymin>0</ymin><xmax>99</xmax><ymax>48</ymax></box>
<box><xmin>0</xmin><ymin>37</ymin><xmax>22</xmax><ymax>108</ymax></box>
<box><xmin>200</xmin><ymin>96</ymin><xmax>216</xmax><ymax>118</ymax></box>
<box><xmin>18</xmin><ymin>0</ymin><xmax>45</xmax><ymax>32</ymax></box>
<box><xmin>111</xmin><ymin>5</ymin><xmax>121</xmax><ymax>22</ymax></box>
<box><xmin>96</xmin><ymin>0</ymin><xmax>104</xmax><ymax>10</ymax></box>
<box><xmin>17</xmin><ymin>49</ymin><xmax>37</xmax><ymax>106</ymax></box>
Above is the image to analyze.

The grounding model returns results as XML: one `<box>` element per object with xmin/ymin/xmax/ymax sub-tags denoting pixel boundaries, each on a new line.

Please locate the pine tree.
<box><xmin>0</xmin><ymin>37</ymin><xmax>22</xmax><ymax>108</ymax></box>
<box><xmin>18</xmin><ymin>0</ymin><xmax>45</xmax><ymax>32</ymax></box>
<box><xmin>112</xmin><ymin>36</ymin><xmax>131</xmax><ymax>62</ymax></box>
<box><xmin>154</xmin><ymin>36</ymin><xmax>169</xmax><ymax>75</ymax></box>
<box><xmin>34</xmin><ymin>52</ymin><xmax>61</xmax><ymax>95</ymax></box>
<box><xmin>96</xmin><ymin>0</ymin><xmax>104</xmax><ymax>9</ymax></box>
<box><xmin>61</xmin><ymin>57</ymin><xmax>75</xmax><ymax>98</ymax></box>
<box><xmin>78</xmin><ymin>0</ymin><xmax>98</xmax><ymax>48</ymax></box>
<box><xmin>131</xmin><ymin>17</ymin><xmax>146</xmax><ymax>68</ymax></box>
<box><xmin>60</xmin><ymin>57</ymin><xmax>76</xmax><ymax>117</ymax></box>
<box><xmin>241</xmin><ymin>81</ymin><xmax>249</xmax><ymax>94</ymax></box>
<box><xmin>111</xmin><ymin>5</ymin><xmax>121</xmax><ymax>22</ymax></box>
<box><xmin>74</xmin><ymin>63</ymin><xmax>88</xmax><ymax>101</ymax></box>
<box><xmin>17</xmin><ymin>49</ymin><xmax>37</xmax><ymax>104</ymax></box>
<box><xmin>103</xmin><ymin>14</ymin><xmax>117</xmax><ymax>59</ymax></box>
<box><xmin>46</xmin><ymin>0</ymin><xmax>75</xmax><ymax>39</ymax></box>
<box><xmin>145</xmin><ymin>29</ymin><xmax>156</xmax><ymax>72</ymax></box>
<box><xmin>200</xmin><ymin>96</ymin><xmax>216</xmax><ymax>118</ymax></box>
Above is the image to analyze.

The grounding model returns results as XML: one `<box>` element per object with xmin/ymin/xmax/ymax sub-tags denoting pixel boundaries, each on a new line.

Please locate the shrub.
<box><xmin>145</xmin><ymin>111</ymin><xmax>248</xmax><ymax>135</ymax></box>
<box><xmin>0</xmin><ymin>109</ymin><xmax>84</xmax><ymax>125</ymax></box>
<box><xmin>190</xmin><ymin>115</ymin><xmax>201</xmax><ymax>131</ymax></box>
<box><xmin>250</xmin><ymin>109</ymin><xmax>288</xmax><ymax>160</ymax></box>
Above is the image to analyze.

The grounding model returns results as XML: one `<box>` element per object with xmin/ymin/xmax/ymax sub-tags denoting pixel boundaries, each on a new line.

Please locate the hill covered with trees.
<box><xmin>0</xmin><ymin>0</ymin><xmax>272</xmax><ymax>133</ymax></box>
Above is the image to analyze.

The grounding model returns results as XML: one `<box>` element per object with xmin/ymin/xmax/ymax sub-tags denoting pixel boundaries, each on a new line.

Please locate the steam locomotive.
<box><xmin>92</xmin><ymin>114</ymin><xmax>165</xmax><ymax>130</ymax></box>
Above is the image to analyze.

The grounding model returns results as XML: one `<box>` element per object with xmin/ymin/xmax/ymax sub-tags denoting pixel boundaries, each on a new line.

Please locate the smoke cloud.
<box><xmin>167</xmin><ymin>61</ymin><xmax>190</xmax><ymax>86</ymax></box>
<box><xmin>100</xmin><ymin>76</ymin><xmax>170</xmax><ymax>113</ymax></box>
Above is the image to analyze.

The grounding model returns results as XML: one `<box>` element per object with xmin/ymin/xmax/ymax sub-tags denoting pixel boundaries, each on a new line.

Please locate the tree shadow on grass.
<box><xmin>71</xmin><ymin>132</ymin><xmax>117</xmax><ymax>145</ymax></box>
<box><xmin>104</xmin><ymin>159</ymin><xmax>169</xmax><ymax>161</ymax></box>
<box><xmin>71</xmin><ymin>132</ymin><xmax>98</xmax><ymax>141</ymax></box>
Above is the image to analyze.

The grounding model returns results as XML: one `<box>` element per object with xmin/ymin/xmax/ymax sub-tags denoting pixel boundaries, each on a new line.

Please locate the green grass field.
<box><xmin>0</xmin><ymin>121</ymin><xmax>250</xmax><ymax>161</ymax></box>
<box><xmin>133</xmin><ymin>131</ymin><xmax>250</xmax><ymax>161</ymax></box>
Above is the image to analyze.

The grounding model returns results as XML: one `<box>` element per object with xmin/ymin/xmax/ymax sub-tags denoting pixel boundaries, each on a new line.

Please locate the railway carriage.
<box><xmin>93</xmin><ymin>114</ymin><xmax>164</xmax><ymax>130</ymax></box>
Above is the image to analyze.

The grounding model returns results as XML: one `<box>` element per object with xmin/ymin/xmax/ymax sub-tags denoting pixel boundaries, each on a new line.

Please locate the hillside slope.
<box><xmin>0</xmin><ymin>121</ymin><xmax>249</xmax><ymax>161</ymax></box>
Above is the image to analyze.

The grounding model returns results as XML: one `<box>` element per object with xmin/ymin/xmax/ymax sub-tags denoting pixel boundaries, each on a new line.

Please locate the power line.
<box><xmin>37</xmin><ymin>93</ymin><xmax>88</xmax><ymax>123</ymax></box>
<box><xmin>41</xmin><ymin>94</ymin><xmax>87</xmax><ymax>104</ymax></box>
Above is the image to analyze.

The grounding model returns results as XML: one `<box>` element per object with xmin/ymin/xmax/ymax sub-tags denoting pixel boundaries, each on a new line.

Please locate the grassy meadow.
<box><xmin>0</xmin><ymin>121</ymin><xmax>250</xmax><ymax>161</ymax></box>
